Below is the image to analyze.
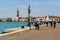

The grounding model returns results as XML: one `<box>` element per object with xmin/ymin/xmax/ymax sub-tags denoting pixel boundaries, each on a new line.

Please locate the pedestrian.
<box><xmin>45</xmin><ymin>21</ymin><xmax>48</xmax><ymax>26</ymax></box>
<box><xmin>34</xmin><ymin>21</ymin><xmax>37</xmax><ymax>29</ymax></box>
<box><xmin>37</xmin><ymin>21</ymin><xmax>40</xmax><ymax>30</ymax></box>
<box><xmin>53</xmin><ymin>21</ymin><xmax>56</xmax><ymax>28</ymax></box>
<box><xmin>50</xmin><ymin>21</ymin><xmax>53</xmax><ymax>27</ymax></box>
<box><xmin>34</xmin><ymin>21</ymin><xmax>39</xmax><ymax>30</ymax></box>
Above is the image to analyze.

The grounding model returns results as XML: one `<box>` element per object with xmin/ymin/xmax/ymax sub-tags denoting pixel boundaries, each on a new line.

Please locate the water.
<box><xmin>0</xmin><ymin>22</ymin><xmax>33</xmax><ymax>34</ymax></box>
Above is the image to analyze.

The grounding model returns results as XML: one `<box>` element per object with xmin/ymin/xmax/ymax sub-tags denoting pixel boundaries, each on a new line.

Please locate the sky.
<box><xmin>0</xmin><ymin>0</ymin><xmax>60</xmax><ymax>18</ymax></box>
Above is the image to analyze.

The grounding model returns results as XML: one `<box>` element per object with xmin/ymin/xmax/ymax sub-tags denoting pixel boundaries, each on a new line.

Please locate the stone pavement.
<box><xmin>0</xmin><ymin>24</ymin><xmax>60</xmax><ymax>40</ymax></box>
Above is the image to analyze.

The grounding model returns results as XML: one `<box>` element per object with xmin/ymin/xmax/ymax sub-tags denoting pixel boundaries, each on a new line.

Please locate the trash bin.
<box><xmin>21</xmin><ymin>26</ymin><xmax>24</xmax><ymax>29</ymax></box>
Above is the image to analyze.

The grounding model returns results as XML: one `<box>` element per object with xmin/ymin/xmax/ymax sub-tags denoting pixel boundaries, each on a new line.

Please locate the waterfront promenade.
<box><xmin>0</xmin><ymin>24</ymin><xmax>60</xmax><ymax>40</ymax></box>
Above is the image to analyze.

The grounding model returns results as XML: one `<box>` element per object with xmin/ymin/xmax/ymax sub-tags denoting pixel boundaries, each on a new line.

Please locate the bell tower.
<box><xmin>16</xmin><ymin>8</ymin><xmax>19</xmax><ymax>17</ymax></box>
<box><xmin>15</xmin><ymin>8</ymin><xmax>19</xmax><ymax>21</ymax></box>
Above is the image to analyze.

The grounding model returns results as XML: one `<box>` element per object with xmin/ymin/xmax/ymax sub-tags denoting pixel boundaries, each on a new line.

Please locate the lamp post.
<box><xmin>28</xmin><ymin>5</ymin><xmax>31</xmax><ymax>30</ymax></box>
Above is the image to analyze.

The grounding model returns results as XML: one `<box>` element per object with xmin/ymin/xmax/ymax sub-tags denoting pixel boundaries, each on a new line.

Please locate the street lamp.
<box><xmin>28</xmin><ymin>5</ymin><xmax>31</xmax><ymax>30</ymax></box>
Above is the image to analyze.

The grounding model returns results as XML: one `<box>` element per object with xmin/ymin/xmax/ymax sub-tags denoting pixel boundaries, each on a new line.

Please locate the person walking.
<box><xmin>45</xmin><ymin>21</ymin><xmax>48</xmax><ymax>26</ymax></box>
<box><xmin>50</xmin><ymin>21</ymin><xmax>53</xmax><ymax>27</ymax></box>
<box><xmin>53</xmin><ymin>21</ymin><xmax>56</xmax><ymax>28</ymax></box>
<box><xmin>34</xmin><ymin>21</ymin><xmax>37</xmax><ymax>29</ymax></box>
<box><xmin>34</xmin><ymin>21</ymin><xmax>39</xmax><ymax>30</ymax></box>
<box><xmin>37</xmin><ymin>21</ymin><xmax>40</xmax><ymax>30</ymax></box>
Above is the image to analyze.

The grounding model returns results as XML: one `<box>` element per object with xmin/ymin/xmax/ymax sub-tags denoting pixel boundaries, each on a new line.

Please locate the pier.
<box><xmin>0</xmin><ymin>24</ymin><xmax>60</xmax><ymax>40</ymax></box>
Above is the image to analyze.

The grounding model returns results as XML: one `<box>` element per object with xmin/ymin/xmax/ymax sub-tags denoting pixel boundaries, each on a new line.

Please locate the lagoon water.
<box><xmin>0</xmin><ymin>22</ymin><xmax>33</xmax><ymax>34</ymax></box>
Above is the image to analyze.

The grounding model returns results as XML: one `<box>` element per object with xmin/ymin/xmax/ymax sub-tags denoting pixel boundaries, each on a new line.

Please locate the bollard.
<box><xmin>21</xmin><ymin>26</ymin><xmax>24</xmax><ymax>29</ymax></box>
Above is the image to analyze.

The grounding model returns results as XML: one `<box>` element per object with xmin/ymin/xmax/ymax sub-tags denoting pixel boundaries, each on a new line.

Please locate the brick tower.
<box><xmin>16</xmin><ymin>8</ymin><xmax>19</xmax><ymax>21</ymax></box>
<box><xmin>16</xmin><ymin>9</ymin><xmax>19</xmax><ymax>17</ymax></box>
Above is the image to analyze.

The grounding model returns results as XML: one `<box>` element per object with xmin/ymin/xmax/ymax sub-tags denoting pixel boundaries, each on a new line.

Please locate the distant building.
<box><xmin>0</xmin><ymin>19</ymin><xmax>2</xmax><ymax>22</ymax></box>
<box><xmin>16</xmin><ymin>8</ymin><xmax>19</xmax><ymax>17</ymax></box>
<box><xmin>36</xmin><ymin>16</ymin><xmax>45</xmax><ymax>22</ymax></box>
<box><xmin>16</xmin><ymin>8</ymin><xmax>19</xmax><ymax>21</ymax></box>
<box><xmin>31</xmin><ymin>17</ymin><xmax>36</xmax><ymax>22</ymax></box>
<box><xmin>6</xmin><ymin>18</ymin><xmax>12</xmax><ymax>22</ymax></box>
<box><xmin>12</xmin><ymin>8</ymin><xmax>20</xmax><ymax>21</ymax></box>
<box><xmin>1</xmin><ymin>18</ymin><xmax>7</xmax><ymax>22</ymax></box>
<box><xmin>48</xmin><ymin>15</ymin><xmax>60</xmax><ymax>21</ymax></box>
<box><xmin>44</xmin><ymin>16</ymin><xmax>49</xmax><ymax>21</ymax></box>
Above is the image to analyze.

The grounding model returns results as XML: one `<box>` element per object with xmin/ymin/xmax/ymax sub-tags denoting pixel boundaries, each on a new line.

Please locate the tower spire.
<box><xmin>16</xmin><ymin>8</ymin><xmax>19</xmax><ymax>17</ymax></box>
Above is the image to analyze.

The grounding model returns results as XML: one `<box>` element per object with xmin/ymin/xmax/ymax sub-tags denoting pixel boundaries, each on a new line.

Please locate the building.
<box><xmin>12</xmin><ymin>8</ymin><xmax>20</xmax><ymax>21</ymax></box>
<box><xmin>6</xmin><ymin>18</ymin><xmax>12</xmax><ymax>22</ymax></box>
<box><xmin>1</xmin><ymin>18</ymin><xmax>7</xmax><ymax>22</ymax></box>
<box><xmin>31</xmin><ymin>17</ymin><xmax>36</xmax><ymax>22</ymax></box>
<box><xmin>16</xmin><ymin>9</ymin><xmax>19</xmax><ymax>17</ymax></box>
<box><xmin>36</xmin><ymin>16</ymin><xmax>45</xmax><ymax>22</ymax></box>
<box><xmin>0</xmin><ymin>18</ymin><xmax>2</xmax><ymax>22</ymax></box>
<box><xmin>48</xmin><ymin>15</ymin><xmax>60</xmax><ymax>21</ymax></box>
<box><xmin>15</xmin><ymin>8</ymin><xmax>19</xmax><ymax>21</ymax></box>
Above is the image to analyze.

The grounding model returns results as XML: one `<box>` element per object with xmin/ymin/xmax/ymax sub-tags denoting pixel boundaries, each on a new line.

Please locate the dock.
<box><xmin>0</xmin><ymin>24</ymin><xmax>60</xmax><ymax>40</ymax></box>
